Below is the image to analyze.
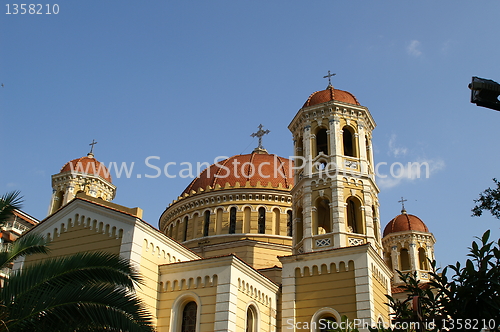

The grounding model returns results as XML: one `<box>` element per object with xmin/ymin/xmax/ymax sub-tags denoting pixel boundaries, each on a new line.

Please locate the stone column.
<box><xmin>303</xmin><ymin>125</ymin><xmax>312</xmax><ymax>177</ymax></box>
<box><xmin>302</xmin><ymin>186</ymin><xmax>313</xmax><ymax>252</ymax></box>
<box><xmin>358</xmin><ymin>123</ymin><xmax>368</xmax><ymax>175</ymax></box>
<box><xmin>331</xmin><ymin>179</ymin><xmax>345</xmax><ymax>249</ymax></box>
<box><xmin>311</xmin><ymin>206</ymin><xmax>318</xmax><ymax>236</ymax></box>
<box><xmin>391</xmin><ymin>245</ymin><xmax>398</xmax><ymax>277</ymax></box>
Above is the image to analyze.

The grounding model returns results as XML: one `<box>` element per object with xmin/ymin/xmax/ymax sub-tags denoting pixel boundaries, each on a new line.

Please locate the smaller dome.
<box><xmin>383</xmin><ymin>211</ymin><xmax>429</xmax><ymax>237</ymax></box>
<box><xmin>60</xmin><ymin>153</ymin><xmax>112</xmax><ymax>183</ymax></box>
<box><xmin>303</xmin><ymin>85</ymin><xmax>360</xmax><ymax>108</ymax></box>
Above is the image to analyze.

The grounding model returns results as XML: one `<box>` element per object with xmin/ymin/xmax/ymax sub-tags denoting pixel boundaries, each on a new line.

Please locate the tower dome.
<box><xmin>382</xmin><ymin>208</ymin><xmax>435</xmax><ymax>285</ymax></box>
<box><xmin>302</xmin><ymin>85</ymin><xmax>360</xmax><ymax>108</ymax></box>
<box><xmin>48</xmin><ymin>150</ymin><xmax>116</xmax><ymax>216</ymax></box>
<box><xmin>59</xmin><ymin>153</ymin><xmax>112</xmax><ymax>183</ymax></box>
<box><xmin>383</xmin><ymin>211</ymin><xmax>429</xmax><ymax>237</ymax></box>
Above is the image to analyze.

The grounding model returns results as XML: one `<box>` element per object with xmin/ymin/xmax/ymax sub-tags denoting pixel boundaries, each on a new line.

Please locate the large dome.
<box><xmin>60</xmin><ymin>153</ymin><xmax>112</xmax><ymax>183</ymax></box>
<box><xmin>303</xmin><ymin>85</ymin><xmax>360</xmax><ymax>108</ymax></box>
<box><xmin>182</xmin><ymin>152</ymin><xmax>293</xmax><ymax>195</ymax></box>
<box><xmin>383</xmin><ymin>211</ymin><xmax>429</xmax><ymax>237</ymax></box>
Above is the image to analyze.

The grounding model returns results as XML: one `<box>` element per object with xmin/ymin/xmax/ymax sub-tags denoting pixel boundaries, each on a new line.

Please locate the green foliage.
<box><xmin>0</xmin><ymin>191</ymin><xmax>23</xmax><ymax>225</ymax></box>
<box><xmin>432</xmin><ymin>230</ymin><xmax>500</xmax><ymax>326</ymax></box>
<box><xmin>381</xmin><ymin>230</ymin><xmax>500</xmax><ymax>331</ymax></box>
<box><xmin>472</xmin><ymin>178</ymin><xmax>500</xmax><ymax>219</ymax></box>
<box><xmin>0</xmin><ymin>232</ymin><xmax>50</xmax><ymax>269</ymax></box>
<box><xmin>0</xmin><ymin>251</ymin><xmax>154</xmax><ymax>332</ymax></box>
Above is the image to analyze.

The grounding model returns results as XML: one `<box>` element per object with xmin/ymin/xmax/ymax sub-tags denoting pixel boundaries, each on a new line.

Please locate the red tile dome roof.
<box><xmin>182</xmin><ymin>152</ymin><xmax>293</xmax><ymax>195</ymax></box>
<box><xmin>60</xmin><ymin>154</ymin><xmax>112</xmax><ymax>183</ymax></box>
<box><xmin>303</xmin><ymin>85</ymin><xmax>360</xmax><ymax>108</ymax></box>
<box><xmin>383</xmin><ymin>211</ymin><xmax>429</xmax><ymax>237</ymax></box>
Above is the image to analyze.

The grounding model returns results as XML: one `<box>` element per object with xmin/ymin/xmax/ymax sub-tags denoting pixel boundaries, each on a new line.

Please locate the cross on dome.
<box><xmin>323</xmin><ymin>70</ymin><xmax>336</xmax><ymax>87</ymax></box>
<box><xmin>398</xmin><ymin>196</ymin><xmax>408</xmax><ymax>214</ymax></box>
<box><xmin>88</xmin><ymin>139</ymin><xmax>98</xmax><ymax>157</ymax></box>
<box><xmin>251</xmin><ymin>124</ymin><xmax>270</xmax><ymax>153</ymax></box>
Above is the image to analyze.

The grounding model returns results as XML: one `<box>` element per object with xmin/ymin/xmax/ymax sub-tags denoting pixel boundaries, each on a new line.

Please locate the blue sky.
<box><xmin>2</xmin><ymin>0</ymin><xmax>500</xmax><ymax>267</ymax></box>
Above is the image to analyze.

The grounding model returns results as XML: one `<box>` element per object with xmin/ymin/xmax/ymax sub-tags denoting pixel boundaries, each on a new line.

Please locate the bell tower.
<box><xmin>48</xmin><ymin>142</ymin><xmax>116</xmax><ymax>215</ymax></box>
<box><xmin>288</xmin><ymin>78</ymin><xmax>382</xmax><ymax>254</ymax></box>
<box><xmin>382</xmin><ymin>203</ymin><xmax>436</xmax><ymax>284</ymax></box>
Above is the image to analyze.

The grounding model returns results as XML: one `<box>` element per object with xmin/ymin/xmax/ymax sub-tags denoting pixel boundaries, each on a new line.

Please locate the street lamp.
<box><xmin>469</xmin><ymin>76</ymin><xmax>500</xmax><ymax>111</ymax></box>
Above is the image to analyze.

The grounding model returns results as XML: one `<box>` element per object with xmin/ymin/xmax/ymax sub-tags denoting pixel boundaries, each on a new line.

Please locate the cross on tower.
<box><xmin>323</xmin><ymin>70</ymin><xmax>336</xmax><ymax>87</ymax></box>
<box><xmin>251</xmin><ymin>124</ymin><xmax>270</xmax><ymax>151</ymax></box>
<box><xmin>398</xmin><ymin>196</ymin><xmax>407</xmax><ymax>213</ymax></box>
<box><xmin>89</xmin><ymin>139</ymin><xmax>98</xmax><ymax>154</ymax></box>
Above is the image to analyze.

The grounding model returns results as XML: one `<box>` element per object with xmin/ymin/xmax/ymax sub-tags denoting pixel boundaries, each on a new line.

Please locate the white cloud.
<box><xmin>377</xmin><ymin>158</ymin><xmax>445</xmax><ymax>189</ymax></box>
<box><xmin>388</xmin><ymin>134</ymin><xmax>407</xmax><ymax>157</ymax></box>
<box><xmin>407</xmin><ymin>40</ymin><xmax>422</xmax><ymax>57</ymax></box>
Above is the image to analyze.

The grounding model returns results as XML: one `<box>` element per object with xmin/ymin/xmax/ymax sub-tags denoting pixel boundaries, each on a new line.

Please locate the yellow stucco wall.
<box><xmin>157</xmin><ymin>285</ymin><xmax>217</xmax><ymax>332</ymax></box>
<box><xmin>192</xmin><ymin>240</ymin><xmax>291</xmax><ymax>269</ymax></box>
<box><xmin>235</xmin><ymin>290</ymin><xmax>272</xmax><ymax>331</ymax></box>
<box><xmin>24</xmin><ymin>221</ymin><xmax>121</xmax><ymax>264</ymax></box>
<box><xmin>371</xmin><ymin>272</ymin><xmax>390</xmax><ymax>320</ymax></box>
<box><xmin>294</xmin><ymin>261</ymin><xmax>358</xmax><ymax>324</ymax></box>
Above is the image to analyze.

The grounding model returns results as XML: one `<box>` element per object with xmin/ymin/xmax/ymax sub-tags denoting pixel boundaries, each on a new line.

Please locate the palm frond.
<box><xmin>1</xmin><ymin>254</ymin><xmax>154</xmax><ymax>332</ymax></box>
<box><xmin>0</xmin><ymin>191</ymin><xmax>23</xmax><ymax>225</ymax></box>
<box><xmin>0</xmin><ymin>233</ymin><xmax>49</xmax><ymax>269</ymax></box>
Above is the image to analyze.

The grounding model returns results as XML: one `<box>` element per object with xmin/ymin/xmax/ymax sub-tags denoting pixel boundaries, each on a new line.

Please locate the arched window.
<box><xmin>287</xmin><ymin>210</ymin><xmax>293</xmax><ymax>237</ymax></box>
<box><xmin>385</xmin><ymin>253</ymin><xmax>393</xmax><ymax>271</ymax></box>
<box><xmin>320</xmin><ymin>316</ymin><xmax>337</xmax><ymax>332</ymax></box>
<box><xmin>342</xmin><ymin>126</ymin><xmax>355</xmax><ymax>157</ymax></box>
<box><xmin>229</xmin><ymin>207</ymin><xmax>237</xmax><ymax>234</ymax></box>
<box><xmin>53</xmin><ymin>191</ymin><xmax>65</xmax><ymax>212</ymax></box>
<box><xmin>181</xmin><ymin>301</ymin><xmax>197</xmax><ymax>332</ymax></box>
<box><xmin>346</xmin><ymin>197</ymin><xmax>363</xmax><ymax>234</ymax></box>
<box><xmin>183</xmin><ymin>216</ymin><xmax>189</xmax><ymax>242</ymax></box>
<box><xmin>316</xmin><ymin>198</ymin><xmax>331</xmax><ymax>234</ymax></box>
<box><xmin>203</xmin><ymin>211</ymin><xmax>210</xmax><ymax>237</ymax></box>
<box><xmin>400</xmin><ymin>248</ymin><xmax>410</xmax><ymax>271</ymax></box>
<box><xmin>258</xmin><ymin>208</ymin><xmax>266</xmax><ymax>234</ymax></box>
<box><xmin>316</xmin><ymin>128</ymin><xmax>328</xmax><ymax>156</ymax></box>
<box><xmin>311</xmin><ymin>308</ymin><xmax>341</xmax><ymax>332</ymax></box>
<box><xmin>418</xmin><ymin>247</ymin><xmax>428</xmax><ymax>270</ymax></box>
<box><xmin>246</xmin><ymin>305</ymin><xmax>258</xmax><ymax>332</ymax></box>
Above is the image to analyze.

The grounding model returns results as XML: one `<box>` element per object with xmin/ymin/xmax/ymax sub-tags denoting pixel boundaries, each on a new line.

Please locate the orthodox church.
<box><xmin>18</xmin><ymin>82</ymin><xmax>436</xmax><ymax>331</ymax></box>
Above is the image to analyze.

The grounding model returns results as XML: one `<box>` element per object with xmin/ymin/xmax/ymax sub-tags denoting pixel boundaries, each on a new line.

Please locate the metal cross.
<box><xmin>251</xmin><ymin>124</ymin><xmax>270</xmax><ymax>150</ymax></box>
<box><xmin>323</xmin><ymin>70</ymin><xmax>336</xmax><ymax>86</ymax></box>
<box><xmin>398</xmin><ymin>197</ymin><xmax>407</xmax><ymax>211</ymax></box>
<box><xmin>89</xmin><ymin>139</ymin><xmax>98</xmax><ymax>154</ymax></box>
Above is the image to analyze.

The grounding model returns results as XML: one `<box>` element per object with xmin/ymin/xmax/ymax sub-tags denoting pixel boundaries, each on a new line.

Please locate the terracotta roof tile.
<box><xmin>60</xmin><ymin>155</ymin><xmax>112</xmax><ymax>182</ymax></box>
<box><xmin>303</xmin><ymin>85</ymin><xmax>360</xmax><ymax>108</ymax></box>
<box><xmin>182</xmin><ymin>152</ymin><xmax>293</xmax><ymax>195</ymax></box>
<box><xmin>383</xmin><ymin>213</ymin><xmax>429</xmax><ymax>237</ymax></box>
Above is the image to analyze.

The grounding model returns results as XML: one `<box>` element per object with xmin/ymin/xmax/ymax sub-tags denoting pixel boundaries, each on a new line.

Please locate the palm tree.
<box><xmin>0</xmin><ymin>191</ymin><xmax>23</xmax><ymax>225</ymax></box>
<box><xmin>0</xmin><ymin>192</ymin><xmax>155</xmax><ymax>331</ymax></box>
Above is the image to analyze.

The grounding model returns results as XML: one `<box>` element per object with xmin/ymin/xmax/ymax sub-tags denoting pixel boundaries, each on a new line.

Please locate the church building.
<box><xmin>17</xmin><ymin>81</ymin><xmax>436</xmax><ymax>331</ymax></box>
